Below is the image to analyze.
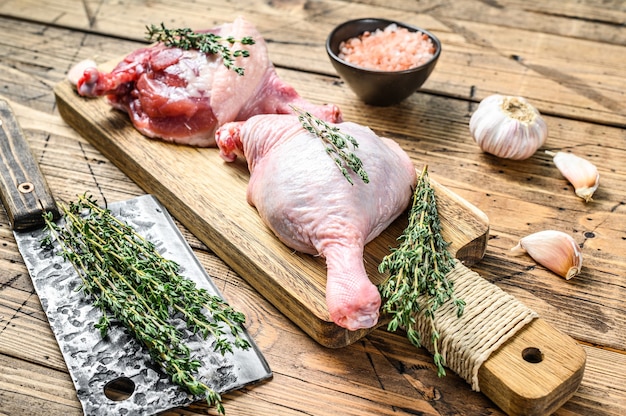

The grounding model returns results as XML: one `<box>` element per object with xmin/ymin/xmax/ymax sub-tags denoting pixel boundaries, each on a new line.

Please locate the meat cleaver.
<box><xmin>0</xmin><ymin>98</ymin><xmax>272</xmax><ymax>415</ymax></box>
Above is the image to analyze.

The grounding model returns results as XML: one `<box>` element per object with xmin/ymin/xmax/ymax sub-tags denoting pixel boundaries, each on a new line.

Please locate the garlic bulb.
<box><xmin>510</xmin><ymin>230</ymin><xmax>583</xmax><ymax>280</ymax></box>
<box><xmin>547</xmin><ymin>150</ymin><xmax>599</xmax><ymax>202</ymax></box>
<box><xmin>469</xmin><ymin>94</ymin><xmax>548</xmax><ymax>160</ymax></box>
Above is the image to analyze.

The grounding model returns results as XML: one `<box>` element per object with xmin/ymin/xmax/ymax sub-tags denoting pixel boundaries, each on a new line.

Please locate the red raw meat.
<box><xmin>215</xmin><ymin>114</ymin><xmax>417</xmax><ymax>331</ymax></box>
<box><xmin>69</xmin><ymin>17</ymin><xmax>341</xmax><ymax>146</ymax></box>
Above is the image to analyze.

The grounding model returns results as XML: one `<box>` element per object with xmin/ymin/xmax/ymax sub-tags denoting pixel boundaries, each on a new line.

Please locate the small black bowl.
<box><xmin>326</xmin><ymin>18</ymin><xmax>441</xmax><ymax>106</ymax></box>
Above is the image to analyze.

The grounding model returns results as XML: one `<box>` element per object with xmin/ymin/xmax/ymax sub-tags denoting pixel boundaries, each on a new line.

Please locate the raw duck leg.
<box><xmin>68</xmin><ymin>17</ymin><xmax>341</xmax><ymax>147</ymax></box>
<box><xmin>215</xmin><ymin>114</ymin><xmax>416</xmax><ymax>330</ymax></box>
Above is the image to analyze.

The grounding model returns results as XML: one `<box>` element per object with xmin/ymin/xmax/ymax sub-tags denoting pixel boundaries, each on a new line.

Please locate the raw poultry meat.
<box><xmin>68</xmin><ymin>17</ymin><xmax>341</xmax><ymax>147</ymax></box>
<box><xmin>215</xmin><ymin>114</ymin><xmax>417</xmax><ymax>330</ymax></box>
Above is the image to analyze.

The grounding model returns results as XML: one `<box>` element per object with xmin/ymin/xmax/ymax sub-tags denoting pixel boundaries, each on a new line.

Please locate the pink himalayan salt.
<box><xmin>338</xmin><ymin>24</ymin><xmax>436</xmax><ymax>72</ymax></box>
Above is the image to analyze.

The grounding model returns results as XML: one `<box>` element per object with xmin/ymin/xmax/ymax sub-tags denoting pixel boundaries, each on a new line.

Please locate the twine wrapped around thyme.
<box><xmin>378</xmin><ymin>166</ymin><xmax>537</xmax><ymax>385</ymax></box>
<box><xmin>413</xmin><ymin>261</ymin><xmax>538</xmax><ymax>390</ymax></box>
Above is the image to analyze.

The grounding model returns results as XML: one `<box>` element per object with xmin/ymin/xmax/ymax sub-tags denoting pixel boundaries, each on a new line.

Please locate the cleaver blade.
<box><xmin>0</xmin><ymin>98</ymin><xmax>272</xmax><ymax>415</ymax></box>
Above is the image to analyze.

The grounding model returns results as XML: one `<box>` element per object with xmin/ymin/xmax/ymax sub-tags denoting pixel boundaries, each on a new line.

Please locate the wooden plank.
<box><xmin>347</xmin><ymin>0</ymin><xmax>626</xmax><ymax>43</ymax></box>
<box><xmin>52</xmin><ymin>78</ymin><xmax>489</xmax><ymax>348</ymax></box>
<box><xmin>0</xmin><ymin>354</ymin><xmax>83</xmax><ymax>416</ymax></box>
<box><xmin>4</xmin><ymin>0</ymin><xmax>625</xmax><ymax>45</ymax></box>
<box><xmin>0</xmin><ymin>17</ymin><xmax>142</xmax><ymax>115</ymax></box>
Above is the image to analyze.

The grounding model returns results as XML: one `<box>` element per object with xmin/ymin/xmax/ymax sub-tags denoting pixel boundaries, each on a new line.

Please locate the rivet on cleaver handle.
<box><xmin>0</xmin><ymin>99</ymin><xmax>59</xmax><ymax>231</ymax></box>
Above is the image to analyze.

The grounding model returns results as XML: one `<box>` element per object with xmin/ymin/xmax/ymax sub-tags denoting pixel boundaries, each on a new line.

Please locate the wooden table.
<box><xmin>1</xmin><ymin>1</ymin><xmax>624</xmax><ymax>415</ymax></box>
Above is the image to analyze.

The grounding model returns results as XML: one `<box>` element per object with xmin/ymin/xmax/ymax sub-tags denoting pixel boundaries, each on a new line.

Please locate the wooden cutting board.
<box><xmin>54</xmin><ymin>79</ymin><xmax>587</xmax><ymax>416</ymax></box>
<box><xmin>54</xmin><ymin>78</ymin><xmax>489</xmax><ymax>348</ymax></box>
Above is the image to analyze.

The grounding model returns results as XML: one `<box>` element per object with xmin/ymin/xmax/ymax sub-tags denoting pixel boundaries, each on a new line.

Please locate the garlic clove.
<box><xmin>510</xmin><ymin>230</ymin><xmax>583</xmax><ymax>279</ymax></box>
<box><xmin>547</xmin><ymin>150</ymin><xmax>599</xmax><ymax>202</ymax></box>
<box><xmin>469</xmin><ymin>94</ymin><xmax>548</xmax><ymax>160</ymax></box>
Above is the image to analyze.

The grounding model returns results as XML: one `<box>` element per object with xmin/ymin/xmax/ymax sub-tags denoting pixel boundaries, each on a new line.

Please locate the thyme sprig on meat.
<box><xmin>146</xmin><ymin>23</ymin><xmax>255</xmax><ymax>75</ymax></box>
<box><xmin>378</xmin><ymin>166</ymin><xmax>465</xmax><ymax>377</ymax></box>
<box><xmin>41</xmin><ymin>193</ymin><xmax>251</xmax><ymax>415</ymax></box>
<box><xmin>292</xmin><ymin>106</ymin><xmax>369</xmax><ymax>185</ymax></box>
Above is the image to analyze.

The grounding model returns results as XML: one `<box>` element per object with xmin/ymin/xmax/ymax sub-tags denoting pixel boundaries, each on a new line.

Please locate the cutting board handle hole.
<box><xmin>522</xmin><ymin>347</ymin><xmax>543</xmax><ymax>364</ymax></box>
<box><xmin>103</xmin><ymin>376</ymin><xmax>135</xmax><ymax>401</ymax></box>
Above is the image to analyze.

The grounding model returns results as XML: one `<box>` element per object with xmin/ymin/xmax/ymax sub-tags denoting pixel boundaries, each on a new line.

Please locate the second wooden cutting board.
<box><xmin>54</xmin><ymin>79</ymin><xmax>489</xmax><ymax>348</ymax></box>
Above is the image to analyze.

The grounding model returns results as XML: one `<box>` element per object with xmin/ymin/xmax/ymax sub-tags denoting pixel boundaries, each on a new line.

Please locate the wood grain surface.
<box><xmin>0</xmin><ymin>1</ymin><xmax>625</xmax><ymax>416</ymax></box>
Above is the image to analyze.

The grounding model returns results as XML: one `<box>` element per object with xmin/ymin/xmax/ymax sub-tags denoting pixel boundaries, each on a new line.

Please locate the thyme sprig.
<box><xmin>41</xmin><ymin>193</ymin><xmax>251</xmax><ymax>415</ymax></box>
<box><xmin>292</xmin><ymin>106</ymin><xmax>369</xmax><ymax>185</ymax></box>
<box><xmin>146</xmin><ymin>23</ymin><xmax>255</xmax><ymax>75</ymax></box>
<box><xmin>378</xmin><ymin>166</ymin><xmax>465</xmax><ymax>377</ymax></box>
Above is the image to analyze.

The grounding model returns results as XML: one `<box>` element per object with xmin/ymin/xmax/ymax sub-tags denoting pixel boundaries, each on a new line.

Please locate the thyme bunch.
<box><xmin>378</xmin><ymin>166</ymin><xmax>465</xmax><ymax>377</ymax></box>
<box><xmin>146</xmin><ymin>23</ymin><xmax>255</xmax><ymax>75</ymax></box>
<box><xmin>41</xmin><ymin>193</ymin><xmax>251</xmax><ymax>415</ymax></box>
<box><xmin>292</xmin><ymin>106</ymin><xmax>369</xmax><ymax>185</ymax></box>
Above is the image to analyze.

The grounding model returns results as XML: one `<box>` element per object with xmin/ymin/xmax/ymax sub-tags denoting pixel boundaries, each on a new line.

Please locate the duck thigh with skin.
<box><xmin>215</xmin><ymin>114</ymin><xmax>416</xmax><ymax>330</ymax></box>
<box><xmin>69</xmin><ymin>17</ymin><xmax>341</xmax><ymax>147</ymax></box>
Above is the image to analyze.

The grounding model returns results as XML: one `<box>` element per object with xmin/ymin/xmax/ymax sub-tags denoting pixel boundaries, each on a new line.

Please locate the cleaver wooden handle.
<box><xmin>0</xmin><ymin>99</ymin><xmax>59</xmax><ymax>231</ymax></box>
